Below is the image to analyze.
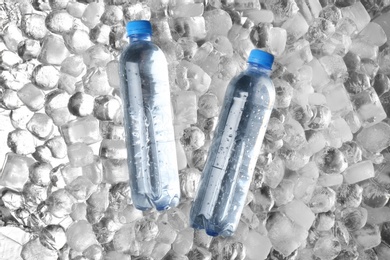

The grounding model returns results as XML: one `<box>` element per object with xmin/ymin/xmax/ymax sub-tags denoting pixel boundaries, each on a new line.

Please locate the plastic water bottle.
<box><xmin>190</xmin><ymin>49</ymin><xmax>275</xmax><ymax>236</ymax></box>
<box><xmin>118</xmin><ymin>20</ymin><xmax>180</xmax><ymax>211</ymax></box>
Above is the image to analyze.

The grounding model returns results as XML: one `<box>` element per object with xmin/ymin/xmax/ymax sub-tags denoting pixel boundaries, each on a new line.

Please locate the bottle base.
<box><xmin>190</xmin><ymin>214</ymin><xmax>235</xmax><ymax>237</ymax></box>
<box><xmin>132</xmin><ymin>193</ymin><xmax>180</xmax><ymax>212</ymax></box>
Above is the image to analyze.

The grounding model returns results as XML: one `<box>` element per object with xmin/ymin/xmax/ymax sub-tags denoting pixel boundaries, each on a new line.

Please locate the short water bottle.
<box><xmin>190</xmin><ymin>49</ymin><xmax>275</xmax><ymax>236</ymax></box>
<box><xmin>118</xmin><ymin>20</ymin><xmax>180</xmax><ymax>211</ymax></box>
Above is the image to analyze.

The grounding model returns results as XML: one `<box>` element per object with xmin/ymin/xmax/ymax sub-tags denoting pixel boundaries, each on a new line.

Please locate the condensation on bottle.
<box><xmin>190</xmin><ymin>49</ymin><xmax>275</xmax><ymax>236</ymax></box>
<box><xmin>118</xmin><ymin>20</ymin><xmax>180</xmax><ymax>211</ymax></box>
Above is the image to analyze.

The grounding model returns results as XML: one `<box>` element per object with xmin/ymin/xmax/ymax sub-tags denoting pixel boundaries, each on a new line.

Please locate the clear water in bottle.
<box><xmin>118</xmin><ymin>20</ymin><xmax>180</xmax><ymax>211</ymax></box>
<box><xmin>190</xmin><ymin>49</ymin><xmax>275</xmax><ymax>236</ymax></box>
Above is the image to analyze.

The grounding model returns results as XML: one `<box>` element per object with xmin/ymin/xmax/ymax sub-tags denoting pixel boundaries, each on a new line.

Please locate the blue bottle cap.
<box><xmin>247</xmin><ymin>49</ymin><xmax>274</xmax><ymax>70</ymax></box>
<box><xmin>126</xmin><ymin>20</ymin><xmax>152</xmax><ymax>37</ymax></box>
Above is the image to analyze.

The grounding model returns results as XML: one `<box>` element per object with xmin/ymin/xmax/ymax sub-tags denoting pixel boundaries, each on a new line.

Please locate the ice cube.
<box><xmin>0</xmin><ymin>153</ymin><xmax>34</xmax><ymax>191</ymax></box>
<box><xmin>26</xmin><ymin>113</ymin><xmax>54</xmax><ymax>141</ymax></box>
<box><xmin>66</xmin><ymin>1</ymin><xmax>87</xmax><ymax>18</ymax></box>
<box><xmin>7</xmin><ymin>129</ymin><xmax>36</xmax><ymax>155</ymax></box>
<box><xmin>29</xmin><ymin>162</ymin><xmax>52</xmax><ymax>187</ymax></box>
<box><xmin>273</xmin><ymin>79</ymin><xmax>293</xmax><ymax>108</ymax></box>
<box><xmin>106</xmin><ymin>60</ymin><xmax>120</xmax><ymax>89</ymax></box>
<box><xmin>281</xmin><ymin>199</ymin><xmax>315</xmax><ymax>230</ymax></box>
<box><xmin>66</xmin><ymin>220</ymin><xmax>98</xmax><ymax>252</ymax></box>
<box><xmin>93</xmin><ymin>95</ymin><xmax>121</xmax><ymax>121</ymax></box>
<box><xmin>343</xmin><ymin>160</ymin><xmax>374</xmax><ymax>184</ymax></box>
<box><xmin>349</xmin><ymin>39</ymin><xmax>378</xmax><ymax>60</ymax></box>
<box><xmin>356</xmin><ymin>122</ymin><xmax>390</xmax><ymax>153</ymax></box>
<box><xmin>308</xmin><ymin>57</ymin><xmax>330</xmax><ymax>90</ymax></box>
<box><xmin>61</xmin><ymin>55</ymin><xmax>86</xmax><ymax>77</ymax></box>
<box><xmin>309</xmin><ymin>186</ymin><xmax>336</xmax><ymax>213</ymax></box>
<box><xmin>81</xmin><ymin>2</ymin><xmax>105</xmax><ymax>29</ymax></box>
<box><xmin>180</xmin><ymin>60</ymin><xmax>212</xmax><ymax>92</ymax></box>
<box><xmin>21</xmin><ymin>14</ymin><xmax>48</xmax><ymax>40</ymax></box>
<box><xmin>263</xmin><ymin>155</ymin><xmax>285</xmax><ymax>188</ymax></box>
<box><xmin>278</xmin><ymin>39</ymin><xmax>313</xmax><ymax>73</ymax></box>
<box><xmin>123</xmin><ymin>3</ymin><xmax>151</xmax><ymax>22</ymax></box>
<box><xmin>39</xmin><ymin>34</ymin><xmax>70</xmax><ymax>65</ymax></box>
<box><xmin>102</xmin><ymin>159</ymin><xmax>129</xmax><ymax>184</ymax></box>
<box><xmin>82</xmin><ymin>68</ymin><xmax>112</xmax><ymax>96</ymax></box>
<box><xmin>66</xmin><ymin>176</ymin><xmax>96</xmax><ymax>201</ymax></box>
<box><xmin>362</xmin><ymin>181</ymin><xmax>389</xmax><ymax>208</ymax></box>
<box><xmin>318</xmin><ymin>173</ymin><xmax>343</xmax><ymax>187</ymax></box>
<box><xmin>304</xmin><ymin>130</ymin><xmax>327</xmax><ymax>156</ymax></box>
<box><xmin>313</xmin><ymin>211</ymin><xmax>335</xmax><ymax>231</ymax></box>
<box><xmin>151</xmin><ymin>242</ymin><xmax>171</xmax><ymax>260</ymax></box>
<box><xmin>45</xmin><ymin>136</ymin><xmax>67</xmax><ymax>159</ymax></box>
<box><xmin>31</xmin><ymin>64</ymin><xmax>60</xmax><ymax>91</ymax></box>
<box><xmin>83</xmin><ymin>244</ymin><xmax>104</xmax><ymax>260</ymax></box>
<box><xmin>45</xmin><ymin>10</ymin><xmax>74</xmax><ymax>35</ymax></box>
<box><xmin>353</xmin><ymin>224</ymin><xmax>381</xmax><ymax>250</ymax></box>
<box><xmin>21</xmin><ymin>238</ymin><xmax>58</xmax><ymax>260</ymax></box>
<box><xmin>341</xmin><ymin>206</ymin><xmax>368</xmax><ymax>231</ymax></box>
<box><xmin>266</xmin><ymin>212</ymin><xmax>308</xmax><ymax>257</ymax></box>
<box><xmin>38</xmin><ymin>224</ymin><xmax>66</xmax><ymax>251</ymax></box>
<box><xmin>173</xmin><ymin>17</ymin><xmax>207</xmax><ymax>42</ymax></box>
<box><xmin>89</xmin><ymin>23</ymin><xmax>111</xmax><ymax>45</ymax></box>
<box><xmin>2</xmin><ymin>22</ymin><xmax>23</xmax><ymax>53</ymax></box>
<box><xmin>46</xmin><ymin>189</ymin><xmax>76</xmax><ymax>218</ymax></box>
<box><xmin>360</xmin><ymin>58</ymin><xmax>380</xmax><ymax>80</ymax></box>
<box><xmin>172</xmin><ymin>228</ymin><xmax>194</xmax><ymax>255</ymax></box>
<box><xmin>181</xmin><ymin>126</ymin><xmax>205</xmax><ymax>151</ymax></box>
<box><xmin>68</xmin><ymin>92</ymin><xmax>94</xmax><ymax>117</ymax></box>
<box><xmin>358</xmin><ymin>22</ymin><xmax>387</xmax><ymax>47</ymax></box>
<box><xmin>0</xmin><ymin>50</ymin><xmax>22</xmax><ymax>70</ymax></box>
<box><xmin>100</xmin><ymin>122</ymin><xmax>125</xmax><ymax>140</ymax></box>
<box><xmin>319</xmin><ymin>55</ymin><xmax>348</xmax><ymax>81</ymax></box>
<box><xmin>113</xmin><ymin>224</ymin><xmax>139</xmax><ymax>253</ymax></box>
<box><xmin>17</xmin><ymin>83</ymin><xmax>45</xmax><ymax>112</ymax></box>
<box><xmin>0</xmin><ymin>64</ymin><xmax>31</xmax><ymax>91</ymax></box>
<box><xmin>0</xmin><ymin>88</ymin><xmax>23</xmax><ymax>110</ymax></box>
<box><xmin>313</xmin><ymin>235</ymin><xmax>341</xmax><ymax>260</ymax></box>
<box><xmin>245</xmin><ymin>10</ymin><xmax>275</xmax><ymax>25</ymax></box>
<box><xmin>268</xmin><ymin>27</ymin><xmax>287</xmax><ymax>56</ymax></box>
<box><xmin>265</xmin><ymin>0</ymin><xmax>299</xmax><ymax>25</ymax></box>
<box><xmin>283</xmin><ymin>116</ymin><xmax>307</xmax><ymax>150</ymax></box>
<box><xmin>101</xmin><ymin>5</ymin><xmax>123</xmax><ymax>26</ymax></box>
<box><xmin>352</xmin><ymin>87</ymin><xmax>387</xmax><ymax>128</ymax></box>
<box><xmin>99</xmin><ymin>139</ymin><xmax>126</xmax><ymax>160</ymax></box>
<box><xmin>244</xmin><ymin>230</ymin><xmax>272</xmax><ymax>260</ymax></box>
<box><xmin>282</xmin><ymin>13</ymin><xmax>309</xmax><ymax>44</ymax></box>
<box><xmin>17</xmin><ymin>39</ymin><xmax>40</xmax><ymax>61</ymax></box>
<box><xmin>179</xmin><ymin>168</ymin><xmax>201</xmax><ymax>199</ymax></box>
<box><xmin>321</xmin><ymin>82</ymin><xmax>353</xmax><ymax>116</ymax></box>
<box><xmin>60</xmin><ymin>115</ymin><xmax>102</xmax><ymax>145</ymax></box>
<box><xmin>45</xmin><ymin>90</ymin><xmax>74</xmax><ymax>126</ymax></box>
<box><xmin>204</xmin><ymin>9</ymin><xmax>232</xmax><ymax>40</ymax></box>
<box><xmin>265</xmin><ymin>117</ymin><xmax>286</xmax><ymax>142</ymax></box>
<box><xmin>63</xmin><ymin>29</ymin><xmax>93</xmax><ymax>55</ymax></box>
<box><xmin>341</xmin><ymin>2</ymin><xmax>371</xmax><ymax>33</ymax></box>
<box><xmin>168</xmin><ymin>2</ymin><xmax>204</xmax><ymax>18</ymax></box>
<box><xmin>271</xmin><ymin>178</ymin><xmax>295</xmax><ymax>206</ymax></box>
<box><xmin>67</xmin><ymin>143</ymin><xmax>94</xmax><ymax>167</ymax></box>
<box><xmin>83</xmin><ymin>44</ymin><xmax>112</xmax><ymax>68</ymax></box>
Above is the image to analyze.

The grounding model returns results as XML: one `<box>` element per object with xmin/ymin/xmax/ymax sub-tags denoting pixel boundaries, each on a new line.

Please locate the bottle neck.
<box><xmin>247</xmin><ymin>62</ymin><xmax>272</xmax><ymax>76</ymax></box>
<box><xmin>129</xmin><ymin>33</ymin><xmax>152</xmax><ymax>43</ymax></box>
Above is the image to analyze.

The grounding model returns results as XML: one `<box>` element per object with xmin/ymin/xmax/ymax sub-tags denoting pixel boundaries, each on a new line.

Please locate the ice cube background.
<box><xmin>1</xmin><ymin>0</ymin><xmax>390</xmax><ymax>259</ymax></box>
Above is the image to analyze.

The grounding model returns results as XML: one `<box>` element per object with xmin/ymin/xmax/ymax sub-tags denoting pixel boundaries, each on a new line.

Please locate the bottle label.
<box><xmin>199</xmin><ymin>92</ymin><xmax>248</xmax><ymax>219</ymax></box>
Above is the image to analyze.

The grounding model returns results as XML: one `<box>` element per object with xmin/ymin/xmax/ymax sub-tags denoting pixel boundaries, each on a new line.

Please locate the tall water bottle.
<box><xmin>118</xmin><ymin>20</ymin><xmax>180</xmax><ymax>211</ymax></box>
<box><xmin>190</xmin><ymin>49</ymin><xmax>275</xmax><ymax>236</ymax></box>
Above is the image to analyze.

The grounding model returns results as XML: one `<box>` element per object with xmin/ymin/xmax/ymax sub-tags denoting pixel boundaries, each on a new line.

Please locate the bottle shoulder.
<box><xmin>229</xmin><ymin>69</ymin><xmax>275</xmax><ymax>106</ymax></box>
<box><xmin>120</xmin><ymin>41</ymin><xmax>162</xmax><ymax>63</ymax></box>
